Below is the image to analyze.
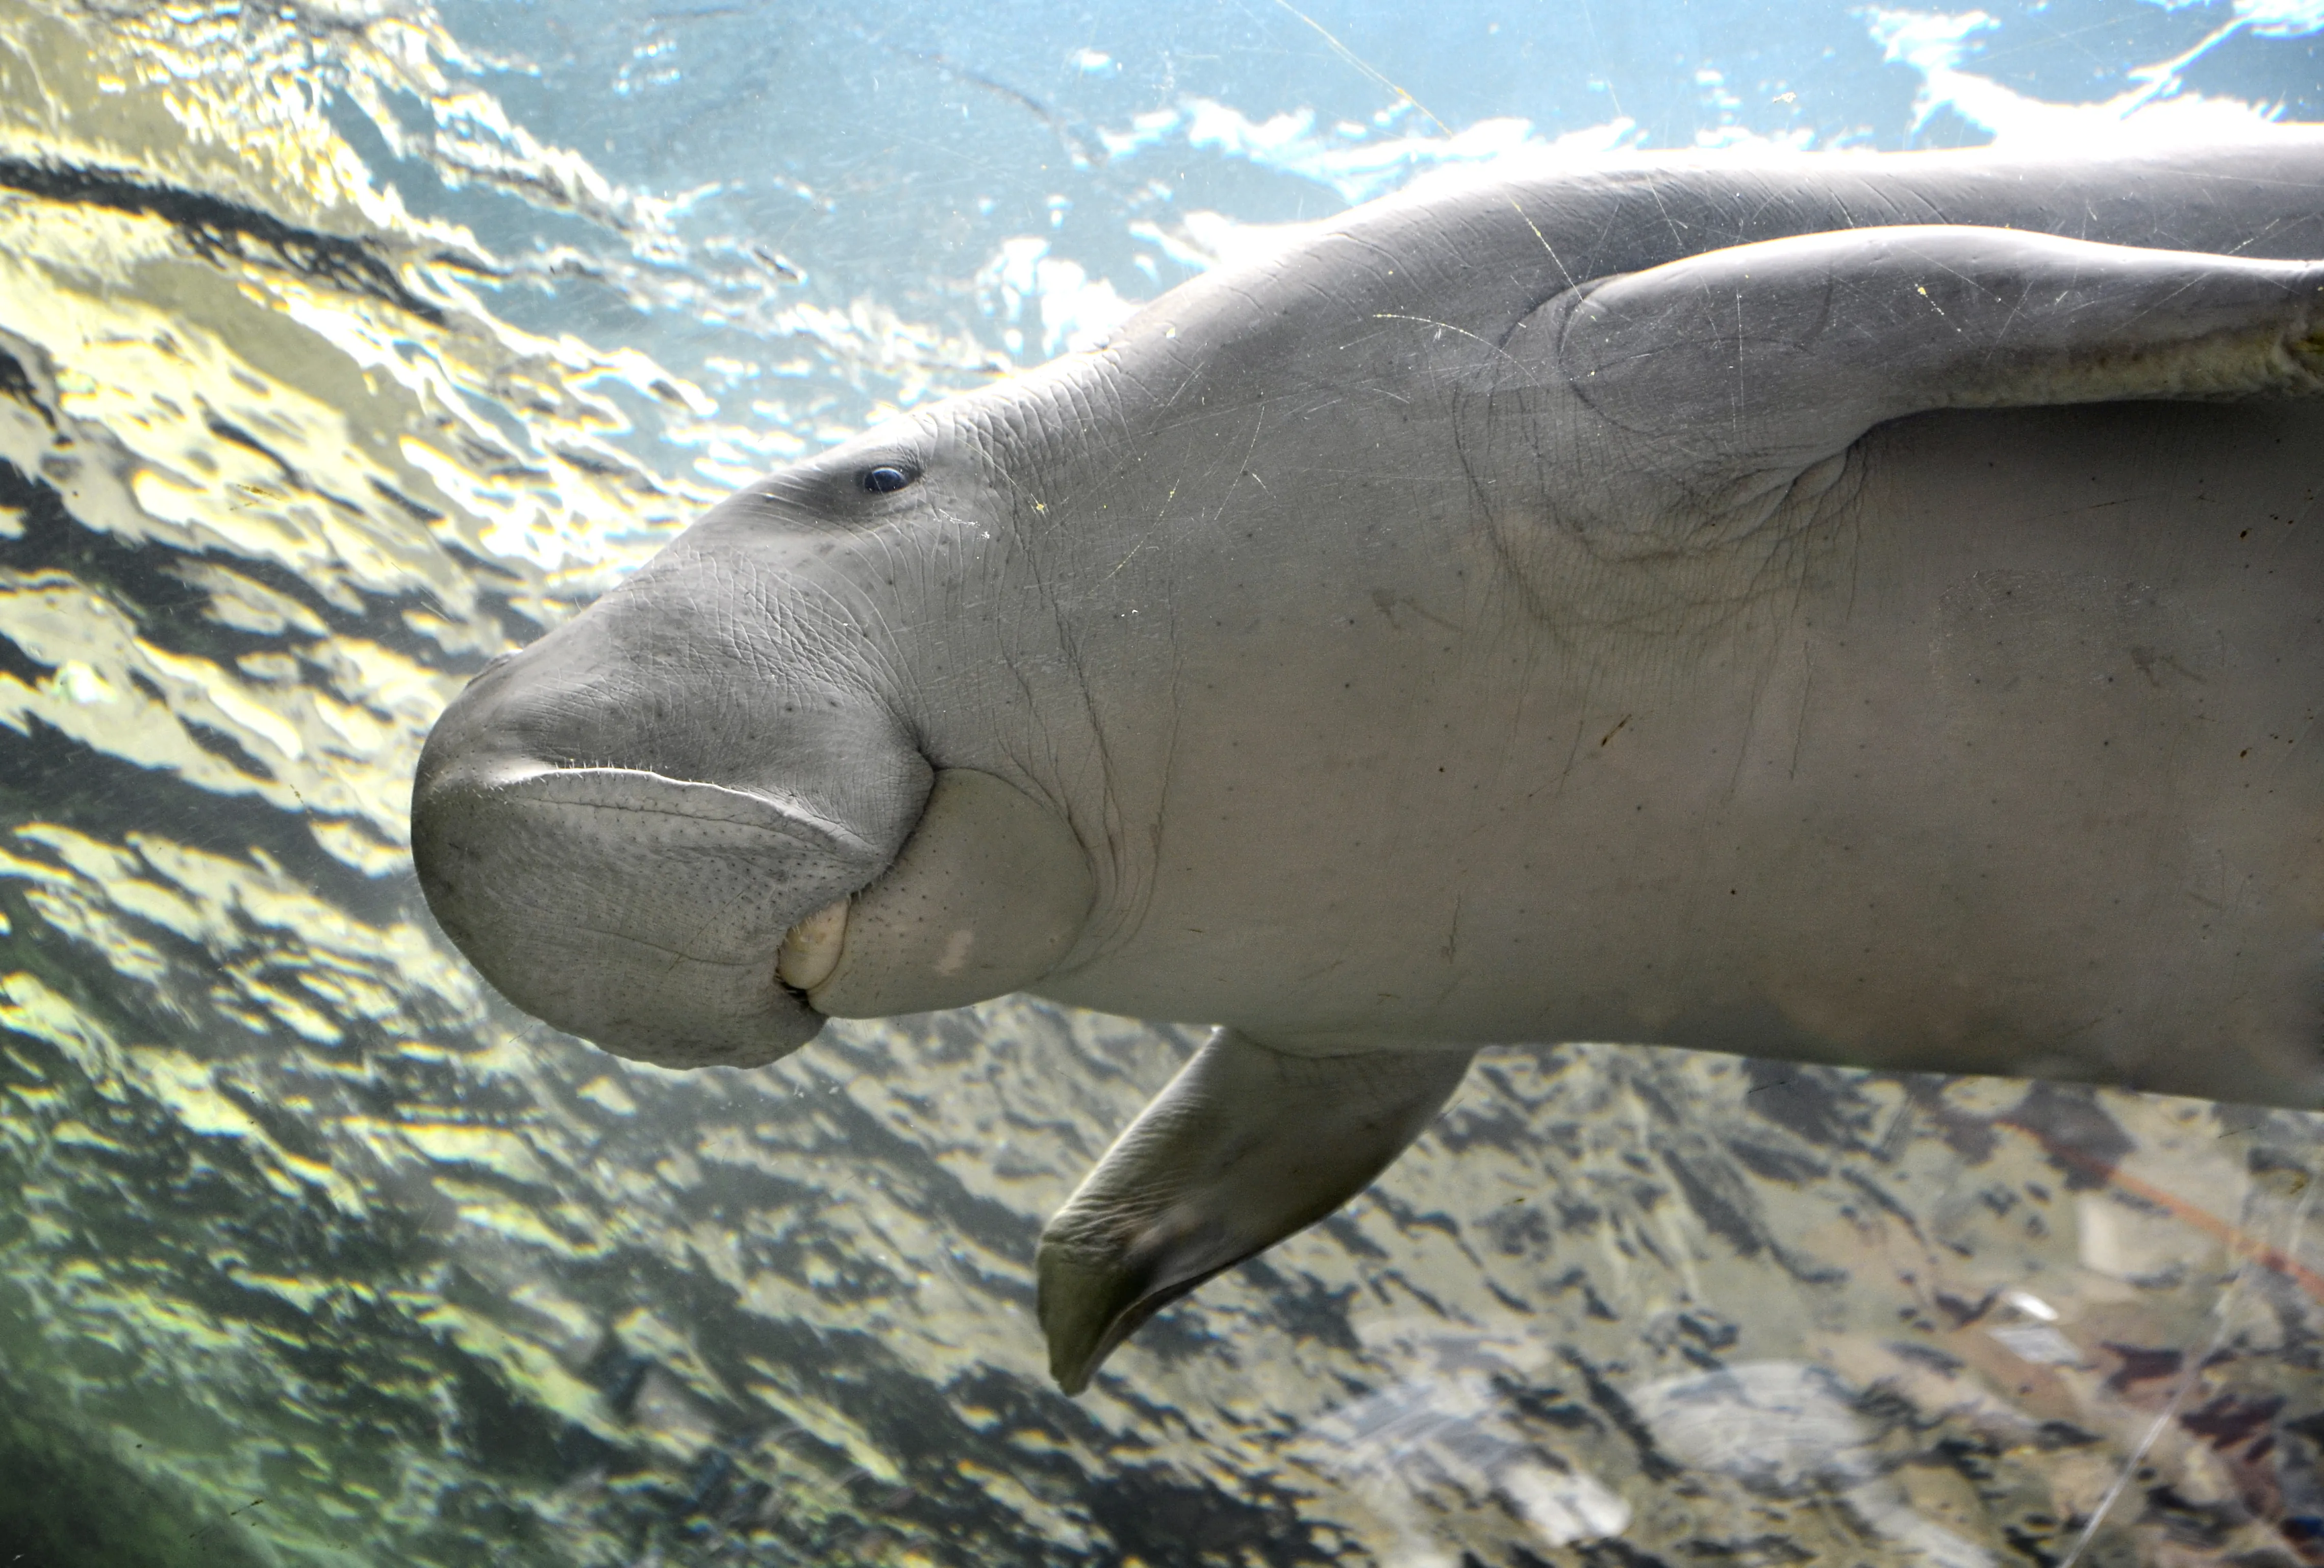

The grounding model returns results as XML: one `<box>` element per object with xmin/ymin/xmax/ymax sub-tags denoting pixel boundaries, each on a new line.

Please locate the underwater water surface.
<box><xmin>3</xmin><ymin>0</ymin><xmax>2324</xmax><ymax>1563</ymax></box>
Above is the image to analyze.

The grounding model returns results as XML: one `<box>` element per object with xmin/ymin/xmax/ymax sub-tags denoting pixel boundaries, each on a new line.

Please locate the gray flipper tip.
<box><xmin>1037</xmin><ymin>1229</ymin><xmax>1225</xmax><ymax>1395</ymax></box>
<box><xmin>1032</xmin><ymin>1028</ymin><xmax>1477</xmax><ymax>1395</ymax></box>
<box><xmin>1035</xmin><ymin>1236</ymin><xmax>1114</xmax><ymax>1395</ymax></box>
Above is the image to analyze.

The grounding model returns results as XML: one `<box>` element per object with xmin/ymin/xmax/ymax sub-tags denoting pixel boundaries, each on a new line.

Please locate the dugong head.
<box><xmin>411</xmin><ymin>413</ymin><xmax>1094</xmax><ymax>1068</ymax></box>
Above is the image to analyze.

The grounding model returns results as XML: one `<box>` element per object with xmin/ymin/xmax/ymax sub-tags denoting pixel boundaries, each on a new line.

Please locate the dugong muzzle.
<box><xmin>412</xmin><ymin>762</ymin><xmax>880</xmax><ymax>1069</ymax></box>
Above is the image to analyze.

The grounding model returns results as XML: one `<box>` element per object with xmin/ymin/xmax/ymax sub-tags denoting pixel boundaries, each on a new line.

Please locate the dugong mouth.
<box><xmin>757</xmin><ymin>768</ymin><xmax>1099</xmax><ymax>1023</ymax></box>
<box><xmin>412</xmin><ymin>762</ymin><xmax>884</xmax><ymax>1070</ymax></box>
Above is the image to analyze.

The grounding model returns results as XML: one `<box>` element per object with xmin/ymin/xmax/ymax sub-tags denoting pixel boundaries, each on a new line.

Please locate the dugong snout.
<box><xmin>412</xmin><ymin>762</ymin><xmax>883</xmax><ymax>1068</ymax></box>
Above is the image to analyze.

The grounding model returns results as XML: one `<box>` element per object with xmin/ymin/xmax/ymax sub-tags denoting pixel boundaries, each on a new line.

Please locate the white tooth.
<box><xmin>776</xmin><ymin>896</ymin><xmax>849</xmax><ymax>993</ymax></box>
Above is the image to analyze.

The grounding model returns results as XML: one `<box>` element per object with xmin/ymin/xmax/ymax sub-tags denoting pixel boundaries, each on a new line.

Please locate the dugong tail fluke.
<box><xmin>1037</xmin><ymin>1031</ymin><xmax>1476</xmax><ymax>1394</ymax></box>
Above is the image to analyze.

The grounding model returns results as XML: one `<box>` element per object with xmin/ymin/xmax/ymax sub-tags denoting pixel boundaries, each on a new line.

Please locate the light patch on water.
<box><xmin>1297</xmin><ymin>1323</ymin><xmax>1633</xmax><ymax>1562</ymax></box>
<box><xmin>1636</xmin><ymin>1361</ymin><xmax>1998</xmax><ymax>1568</ymax></box>
<box><xmin>1868</xmin><ymin>6</ymin><xmax>2291</xmax><ymax>146</ymax></box>
<box><xmin>977</xmin><ymin>236</ymin><xmax>1141</xmax><ymax>359</ymax></box>
<box><xmin>2137</xmin><ymin>0</ymin><xmax>2324</xmax><ymax>33</ymax></box>
<box><xmin>1127</xmin><ymin>208</ymin><xmax>1311</xmax><ymax>274</ymax></box>
<box><xmin>1099</xmin><ymin>97</ymin><xmax>1647</xmax><ymax>205</ymax></box>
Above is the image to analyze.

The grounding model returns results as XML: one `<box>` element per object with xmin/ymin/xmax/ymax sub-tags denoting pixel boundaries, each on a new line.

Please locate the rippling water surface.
<box><xmin>5</xmin><ymin>0</ymin><xmax>2324</xmax><ymax>1563</ymax></box>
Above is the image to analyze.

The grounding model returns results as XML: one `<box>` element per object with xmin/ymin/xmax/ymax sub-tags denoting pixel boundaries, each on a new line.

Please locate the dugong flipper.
<box><xmin>1038</xmin><ymin>1032</ymin><xmax>1475</xmax><ymax>1393</ymax></box>
<box><xmin>1490</xmin><ymin>224</ymin><xmax>2324</xmax><ymax>547</ymax></box>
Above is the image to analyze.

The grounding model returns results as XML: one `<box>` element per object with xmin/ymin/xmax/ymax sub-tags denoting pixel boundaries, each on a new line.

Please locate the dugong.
<box><xmin>413</xmin><ymin>140</ymin><xmax>2324</xmax><ymax>1393</ymax></box>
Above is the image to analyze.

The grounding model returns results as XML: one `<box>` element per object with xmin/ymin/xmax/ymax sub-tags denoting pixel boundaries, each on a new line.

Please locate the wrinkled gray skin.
<box><xmin>414</xmin><ymin>140</ymin><xmax>2324</xmax><ymax>1393</ymax></box>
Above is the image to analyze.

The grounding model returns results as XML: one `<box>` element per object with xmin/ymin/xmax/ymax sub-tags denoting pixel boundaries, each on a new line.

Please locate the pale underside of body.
<box><xmin>410</xmin><ymin>139</ymin><xmax>2324</xmax><ymax>1392</ymax></box>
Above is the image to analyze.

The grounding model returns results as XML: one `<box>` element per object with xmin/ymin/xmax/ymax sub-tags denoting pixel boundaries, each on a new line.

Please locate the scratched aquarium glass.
<box><xmin>5</xmin><ymin>0</ymin><xmax>2324</xmax><ymax>1564</ymax></box>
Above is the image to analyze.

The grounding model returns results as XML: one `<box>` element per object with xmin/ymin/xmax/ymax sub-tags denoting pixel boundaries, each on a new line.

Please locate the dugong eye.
<box><xmin>860</xmin><ymin>464</ymin><xmax>918</xmax><ymax>494</ymax></box>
